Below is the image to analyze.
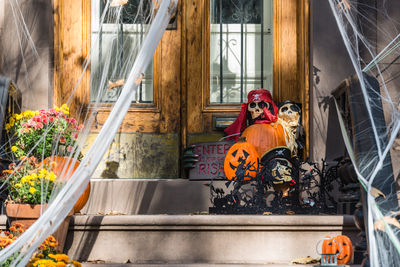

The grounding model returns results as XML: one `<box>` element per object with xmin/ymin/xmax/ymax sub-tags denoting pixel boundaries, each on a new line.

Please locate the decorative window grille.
<box><xmin>91</xmin><ymin>0</ymin><xmax>153</xmax><ymax>103</ymax></box>
<box><xmin>210</xmin><ymin>0</ymin><xmax>273</xmax><ymax>104</ymax></box>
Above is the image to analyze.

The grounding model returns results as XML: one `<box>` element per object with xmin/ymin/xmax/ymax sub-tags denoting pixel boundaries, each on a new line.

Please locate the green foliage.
<box><xmin>2</xmin><ymin>157</ymin><xmax>58</xmax><ymax>204</ymax></box>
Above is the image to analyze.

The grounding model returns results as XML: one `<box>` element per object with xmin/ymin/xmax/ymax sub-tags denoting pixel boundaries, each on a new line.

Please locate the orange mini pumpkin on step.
<box><xmin>322</xmin><ymin>235</ymin><xmax>353</xmax><ymax>265</ymax></box>
<box><xmin>224</xmin><ymin>137</ymin><xmax>259</xmax><ymax>181</ymax></box>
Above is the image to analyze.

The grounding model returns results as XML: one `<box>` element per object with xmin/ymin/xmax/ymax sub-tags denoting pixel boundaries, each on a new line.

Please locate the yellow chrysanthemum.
<box><xmin>20</xmin><ymin>177</ymin><xmax>28</xmax><ymax>184</ymax></box>
<box><xmin>29</xmin><ymin>181</ymin><xmax>35</xmax><ymax>186</ymax></box>
<box><xmin>32</xmin><ymin>259</ymin><xmax>57</xmax><ymax>267</ymax></box>
<box><xmin>48</xmin><ymin>254</ymin><xmax>69</xmax><ymax>263</ymax></box>
<box><xmin>5</xmin><ymin>123</ymin><xmax>10</xmax><ymax>130</ymax></box>
<box><xmin>16</xmin><ymin>114</ymin><xmax>22</xmax><ymax>120</ymax></box>
<box><xmin>56</xmin><ymin>262</ymin><xmax>66</xmax><ymax>267</ymax></box>
<box><xmin>11</xmin><ymin>146</ymin><xmax>18</xmax><ymax>152</ymax></box>
<box><xmin>14</xmin><ymin>183</ymin><xmax>22</xmax><ymax>188</ymax></box>
<box><xmin>29</xmin><ymin>187</ymin><xmax>36</xmax><ymax>194</ymax></box>
<box><xmin>48</xmin><ymin>172</ymin><xmax>56</xmax><ymax>182</ymax></box>
<box><xmin>57</xmin><ymin>254</ymin><xmax>69</xmax><ymax>263</ymax></box>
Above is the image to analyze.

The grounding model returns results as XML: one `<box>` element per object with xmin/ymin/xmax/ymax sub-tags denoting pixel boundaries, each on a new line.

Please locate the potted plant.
<box><xmin>2</xmin><ymin>157</ymin><xmax>76</xmax><ymax>252</ymax></box>
<box><xmin>3</xmin><ymin>157</ymin><xmax>57</xmax><ymax>223</ymax></box>
<box><xmin>0</xmin><ymin>223</ymin><xmax>81</xmax><ymax>266</ymax></box>
<box><xmin>3</xmin><ymin>104</ymin><xmax>90</xmax><ymax>214</ymax></box>
<box><xmin>5</xmin><ymin>104</ymin><xmax>83</xmax><ymax>160</ymax></box>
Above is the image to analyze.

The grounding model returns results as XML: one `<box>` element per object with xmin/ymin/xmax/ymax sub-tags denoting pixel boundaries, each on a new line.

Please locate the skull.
<box><xmin>247</xmin><ymin>101</ymin><xmax>269</xmax><ymax>120</ymax></box>
<box><xmin>271</xmin><ymin>159</ymin><xmax>293</xmax><ymax>184</ymax></box>
<box><xmin>278</xmin><ymin>102</ymin><xmax>301</xmax><ymax>126</ymax></box>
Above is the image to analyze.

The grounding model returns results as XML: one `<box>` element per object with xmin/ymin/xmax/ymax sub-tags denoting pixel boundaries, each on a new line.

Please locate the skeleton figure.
<box><xmin>261</xmin><ymin>147</ymin><xmax>297</xmax><ymax>198</ymax></box>
<box><xmin>224</xmin><ymin>89</ymin><xmax>278</xmax><ymax>140</ymax></box>
<box><xmin>277</xmin><ymin>101</ymin><xmax>305</xmax><ymax>158</ymax></box>
<box><xmin>271</xmin><ymin>159</ymin><xmax>293</xmax><ymax>184</ymax></box>
<box><xmin>278</xmin><ymin>102</ymin><xmax>301</xmax><ymax>127</ymax></box>
<box><xmin>247</xmin><ymin>101</ymin><xmax>269</xmax><ymax>120</ymax></box>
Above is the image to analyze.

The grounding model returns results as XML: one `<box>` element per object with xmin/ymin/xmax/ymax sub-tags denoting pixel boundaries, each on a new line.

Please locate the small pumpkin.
<box><xmin>241</xmin><ymin>123</ymin><xmax>286</xmax><ymax>156</ymax></box>
<box><xmin>322</xmin><ymin>235</ymin><xmax>353</xmax><ymax>265</ymax></box>
<box><xmin>224</xmin><ymin>137</ymin><xmax>259</xmax><ymax>181</ymax></box>
<box><xmin>41</xmin><ymin>156</ymin><xmax>91</xmax><ymax>213</ymax></box>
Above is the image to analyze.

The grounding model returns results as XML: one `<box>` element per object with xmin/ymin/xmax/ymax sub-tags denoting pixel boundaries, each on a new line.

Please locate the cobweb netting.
<box><xmin>0</xmin><ymin>0</ymin><xmax>177</xmax><ymax>265</ymax></box>
<box><xmin>328</xmin><ymin>0</ymin><xmax>400</xmax><ymax>266</ymax></box>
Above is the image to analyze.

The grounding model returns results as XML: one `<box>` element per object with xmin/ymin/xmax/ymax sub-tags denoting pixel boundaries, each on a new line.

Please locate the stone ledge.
<box><xmin>70</xmin><ymin>214</ymin><xmax>356</xmax><ymax>231</ymax></box>
<box><xmin>65</xmin><ymin>214</ymin><xmax>358</xmax><ymax>264</ymax></box>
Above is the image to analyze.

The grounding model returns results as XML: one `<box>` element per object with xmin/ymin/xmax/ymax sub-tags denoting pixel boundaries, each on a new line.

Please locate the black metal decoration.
<box><xmin>208</xmin><ymin>154</ymin><xmax>345</xmax><ymax>215</ymax></box>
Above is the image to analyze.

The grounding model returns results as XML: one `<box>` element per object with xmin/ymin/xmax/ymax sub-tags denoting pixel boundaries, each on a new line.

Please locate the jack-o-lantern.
<box><xmin>224</xmin><ymin>137</ymin><xmax>259</xmax><ymax>181</ymax></box>
<box><xmin>322</xmin><ymin>235</ymin><xmax>353</xmax><ymax>265</ymax></box>
<box><xmin>41</xmin><ymin>156</ymin><xmax>91</xmax><ymax>213</ymax></box>
<box><xmin>241</xmin><ymin>123</ymin><xmax>286</xmax><ymax>156</ymax></box>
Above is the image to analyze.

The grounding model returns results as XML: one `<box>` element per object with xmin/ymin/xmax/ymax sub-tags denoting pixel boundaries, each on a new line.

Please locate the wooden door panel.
<box><xmin>54</xmin><ymin>0</ymin><xmax>182</xmax><ymax>178</ymax></box>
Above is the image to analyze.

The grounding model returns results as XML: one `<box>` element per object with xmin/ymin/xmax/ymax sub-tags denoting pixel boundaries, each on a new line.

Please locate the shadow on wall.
<box><xmin>0</xmin><ymin>0</ymin><xmax>52</xmax><ymax>110</ymax></box>
<box><xmin>313</xmin><ymin>65</ymin><xmax>346</xmax><ymax>162</ymax></box>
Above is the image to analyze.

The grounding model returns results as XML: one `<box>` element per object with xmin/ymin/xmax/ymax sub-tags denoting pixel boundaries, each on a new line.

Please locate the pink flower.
<box><xmin>35</xmin><ymin>122</ymin><xmax>43</xmax><ymax>129</ymax></box>
<box><xmin>33</xmin><ymin>116</ymin><xmax>41</xmax><ymax>122</ymax></box>
<box><xmin>69</xmin><ymin>118</ymin><xmax>76</xmax><ymax>124</ymax></box>
<box><xmin>49</xmin><ymin>108</ymin><xmax>56</xmax><ymax>114</ymax></box>
<box><xmin>72</xmin><ymin>132</ymin><xmax>78</xmax><ymax>139</ymax></box>
<box><xmin>21</xmin><ymin>123</ymin><xmax>29</xmax><ymax>128</ymax></box>
<box><xmin>48</xmin><ymin>116</ymin><xmax>54</xmax><ymax>123</ymax></box>
<box><xmin>39</xmin><ymin>109</ymin><xmax>45</xmax><ymax>114</ymax></box>
<box><xmin>19</xmin><ymin>128</ymin><xmax>29</xmax><ymax>134</ymax></box>
<box><xmin>41</xmin><ymin>116</ymin><xmax>48</xmax><ymax>124</ymax></box>
<box><xmin>67</xmin><ymin>145</ymin><xmax>74</xmax><ymax>152</ymax></box>
<box><xmin>60</xmin><ymin>136</ymin><xmax>66</xmax><ymax>144</ymax></box>
<box><xmin>66</xmin><ymin>118</ymin><xmax>71</xmax><ymax>123</ymax></box>
<box><xmin>8</xmin><ymin>163</ymin><xmax>16</xmax><ymax>169</ymax></box>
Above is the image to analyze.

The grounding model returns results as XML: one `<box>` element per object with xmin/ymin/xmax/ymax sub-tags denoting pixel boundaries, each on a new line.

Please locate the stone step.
<box><xmin>65</xmin><ymin>214</ymin><xmax>358</xmax><ymax>265</ymax></box>
<box><xmin>80</xmin><ymin>264</ymin><xmax>321</xmax><ymax>267</ymax></box>
<box><xmin>81</xmin><ymin>179</ymin><xmax>221</xmax><ymax>215</ymax></box>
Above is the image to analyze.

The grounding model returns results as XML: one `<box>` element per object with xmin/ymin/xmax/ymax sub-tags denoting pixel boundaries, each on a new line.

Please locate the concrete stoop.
<box><xmin>81</xmin><ymin>264</ymin><xmax>315</xmax><ymax>266</ymax></box>
<box><xmin>65</xmin><ymin>215</ymin><xmax>358</xmax><ymax>265</ymax></box>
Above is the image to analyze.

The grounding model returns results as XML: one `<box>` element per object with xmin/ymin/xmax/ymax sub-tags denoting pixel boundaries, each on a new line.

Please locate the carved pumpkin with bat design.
<box><xmin>224</xmin><ymin>137</ymin><xmax>259</xmax><ymax>181</ymax></box>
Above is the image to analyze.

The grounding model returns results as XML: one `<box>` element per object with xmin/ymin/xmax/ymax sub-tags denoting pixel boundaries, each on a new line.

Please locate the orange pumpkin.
<box><xmin>241</xmin><ymin>123</ymin><xmax>286</xmax><ymax>156</ymax></box>
<box><xmin>224</xmin><ymin>137</ymin><xmax>259</xmax><ymax>181</ymax></box>
<box><xmin>322</xmin><ymin>235</ymin><xmax>353</xmax><ymax>265</ymax></box>
<box><xmin>41</xmin><ymin>156</ymin><xmax>91</xmax><ymax>213</ymax></box>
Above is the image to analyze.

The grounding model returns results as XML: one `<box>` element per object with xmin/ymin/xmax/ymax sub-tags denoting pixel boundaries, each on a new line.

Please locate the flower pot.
<box><xmin>41</xmin><ymin>156</ymin><xmax>91</xmax><ymax>213</ymax></box>
<box><xmin>5</xmin><ymin>203</ymin><xmax>73</xmax><ymax>252</ymax></box>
